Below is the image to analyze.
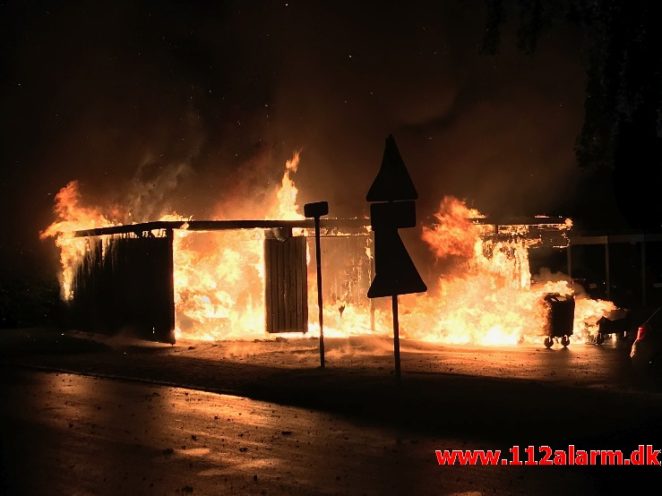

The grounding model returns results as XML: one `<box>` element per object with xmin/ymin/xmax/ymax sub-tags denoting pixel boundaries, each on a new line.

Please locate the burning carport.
<box><xmin>68</xmin><ymin>218</ymin><xmax>372</xmax><ymax>344</ymax></box>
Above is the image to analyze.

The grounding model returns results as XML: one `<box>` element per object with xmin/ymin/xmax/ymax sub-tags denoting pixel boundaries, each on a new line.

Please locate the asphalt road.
<box><xmin>0</xmin><ymin>329</ymin><xmax>643</xmax><ymax>390</ymax></box>
<box><xmin>0</xmin><ymin>368</ymin><xmax>627</xmax><ymax>496</ymax></box>
<box><xmin>1</xmin><ymin>332</ymin><xmax>662</xmax><ymax>495</ymax></box>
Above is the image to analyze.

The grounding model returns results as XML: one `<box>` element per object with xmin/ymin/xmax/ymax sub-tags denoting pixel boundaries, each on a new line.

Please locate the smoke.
<box><xmin>2</xmin><ymin>0</ymin><xmax>586</xmax><ymax>276</ymax></box>
<box><xmin>124</xmin><ymin>161</ymin><xmax>193</xmax><ymax>222</ymax></box>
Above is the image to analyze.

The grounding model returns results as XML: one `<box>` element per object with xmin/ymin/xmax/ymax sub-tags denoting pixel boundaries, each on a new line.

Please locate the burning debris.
<box><xmin>41</xmin><ymin>152</ymin><xmax>616</xmax><ymax>346</ymax></box>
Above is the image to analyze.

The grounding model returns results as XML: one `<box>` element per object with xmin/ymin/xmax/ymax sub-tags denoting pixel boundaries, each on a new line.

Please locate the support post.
<box><xmin>304</xmin><ymin>201</ymin><xmax>329</xmax><ymax>369</ymax></box>
<box><xmin>314</xmin><ymin>216</ymin><xmax>325</xmax><ymax>368</ymax></box>
<box><xmin>369</xmin><ymin>299</ymin><xmax>376</xmax><ymax>332</ymax></box>
<box><xmin>165</xmin><ymin>228</ymin><xmax>176</xmax><ymax>344</ymax></box>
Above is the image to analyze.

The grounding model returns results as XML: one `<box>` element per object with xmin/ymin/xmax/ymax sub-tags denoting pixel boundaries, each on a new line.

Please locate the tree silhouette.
<box><xmin>483</xmin><ymin>0</ymin><xmax>662</xmax><ymax>228</ymax></box>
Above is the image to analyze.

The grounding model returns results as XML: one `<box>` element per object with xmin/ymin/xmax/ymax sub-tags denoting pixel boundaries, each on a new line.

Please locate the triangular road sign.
<box><xmin>368</xmin><ymin>230</ymin><xmax>427</xmax><ymax>298</ymax></box>
<box><xmin>366</xmin><ymin>135</ymin><xmax>418</xmax><ymax>202</ymax></box>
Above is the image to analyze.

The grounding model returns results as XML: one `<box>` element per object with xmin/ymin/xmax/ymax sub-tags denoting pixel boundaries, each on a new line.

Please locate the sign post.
<box><xmin>304</xmin><ymin>201</ymin><xmax>329</xmax><ymax>368</ymax></box>
<box><xmin>366</xmin><ymin>136</ymin><xmax>427</xmax><ymax>379</ymax></box>
<box><xmin>391</xmin><ymin>294</ymin><xmax>400</xmax><ymax>378</ymax></box>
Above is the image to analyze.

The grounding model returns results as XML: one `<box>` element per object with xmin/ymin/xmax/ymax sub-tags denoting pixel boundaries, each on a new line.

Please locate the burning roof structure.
<box><xmin>41</xmin><ymin>151</ymin><xmax>616</xmax><ymax>346</ymax></box>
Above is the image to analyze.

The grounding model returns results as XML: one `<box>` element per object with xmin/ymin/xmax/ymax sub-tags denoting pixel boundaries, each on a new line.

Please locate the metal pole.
<box><xmin>392</xmin><ymin>294</ymin><xmax>401</xmax><ymax>380</ymax></box>
<box><xmin>314</xmin><ymin>216</ymin><xmax>325</xmax><ymax>368</ymax></box>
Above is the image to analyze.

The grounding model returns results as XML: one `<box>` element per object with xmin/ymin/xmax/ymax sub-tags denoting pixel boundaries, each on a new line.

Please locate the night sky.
<box><xmin>1</xmin><ymin>0</ymin><xmax>589</xmax><ymax>277</ymax></box>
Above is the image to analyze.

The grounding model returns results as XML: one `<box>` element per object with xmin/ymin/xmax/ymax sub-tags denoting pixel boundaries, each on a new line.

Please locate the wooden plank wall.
<box><xmin>69</xmin><ymin>234</ymin><xmax>176</xmax><ymax>343</ymax></box>
<box><xmin>264</xmin><ymin>236</ymin><xmax>308</xmax><ymax>333</ymax></box>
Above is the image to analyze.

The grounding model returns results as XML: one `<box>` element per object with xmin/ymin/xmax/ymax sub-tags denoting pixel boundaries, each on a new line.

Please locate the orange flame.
<box><xmin>401</xmin><ymin>197</ymin><xmax>614</xmax><ymax>345</ymax></box>
<box><xmin>421</xmin><ymin>196</ymin><xmax>484</xmax><ymax>259</ymax></box>
<box><xmin>39</xmin><ymin>181</ymin><xmax>112</xmax><ymax>299</ymax></box>
<box><xmin>172</xmin><ymin>151</ymin><xmax>304</xmax><ymax>340</ymax></box>
<box><xmin>42</xmin><ymin>162</ymin><xmax>616</xmax><ymax>346</ymax></box>
<box><xmin>272</xmin><ymin>151</ymin><xmax>303</xmax><ymax>220</ymax></box>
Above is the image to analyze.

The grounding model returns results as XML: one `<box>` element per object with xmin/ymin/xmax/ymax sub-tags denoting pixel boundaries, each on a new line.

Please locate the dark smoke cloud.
<box><xmin>0</xmin><ymin>0</ymin><xmax>585</xmax><ymax>275</ymax></box>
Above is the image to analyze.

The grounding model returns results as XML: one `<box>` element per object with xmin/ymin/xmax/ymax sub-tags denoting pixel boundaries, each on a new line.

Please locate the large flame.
<box><xmin>41</xmin><ymin>155</ymin><xmax>616</xmax><ymax>346</ymax></box>
<box><xmin>402</xmin><ymin>198</ymin><xmax>615</xmax><ymax>345</ymax></box>
<box><xmin>273</xmin><ymin>151</ymin><xmax>303</xmax><ymax>220</ymax></box>
<box><xmin>39</xmin><ymin>181</ymin><xmax>113</xmax><ymax>299</ymax></box>
<box><xmin>172</xmin><ymin>229</ymin><xmax>265</xmax><ymax>340</ymax></box>
<box><xmin>172</xmin><ymin>151</ymin><xmax>303</xmax><ymax>340</ymax></box>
